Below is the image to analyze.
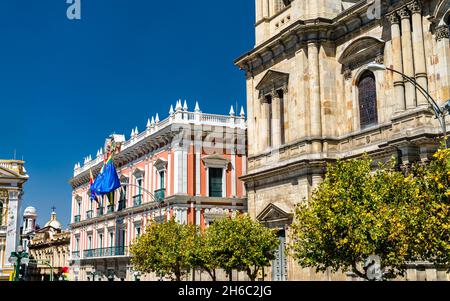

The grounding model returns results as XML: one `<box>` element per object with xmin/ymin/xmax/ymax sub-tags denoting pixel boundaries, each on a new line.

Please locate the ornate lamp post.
<box><xmin>368</xmin><ymin>63</ymin><xmax>450</xmax><ymax>148</ymax></box>
<box><xmin>8</xmin><ymin>246</ymin><xmax>29</xmax><ymax>281</ymax></box>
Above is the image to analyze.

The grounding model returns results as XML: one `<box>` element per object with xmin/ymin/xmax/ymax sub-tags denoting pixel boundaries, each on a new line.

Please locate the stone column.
<box><xmin>436</xmin><ymin>25</ymin><xmax>450</xmax><ymax>101</ymax></box>
<box><xmin>263</xmin><ymin>0</ymin><xmax>269</xmax><ymax>18</ymax></box>
<box><xmin>271</xmin><ymin>90</ymin><xmax>282</xmax><ymax>148</ymax></box>
<box><xmin>408</xmin><ymin>1</ymin><xmax>428</xmax><ymax>107</ymax></box>
<box><xmin>308</xmin><ymin>41</ymin><xmax>322</xmax><ymax>152</ymax></box>
<box><xmin>399</xmin><ymin>7</ymin><xmax>417</xmax><ymax>109</ymax></box>
<box><xmin>260</xmin><ymin>98</ymin><xmax>271</xmax><ymax>150</ymax></box>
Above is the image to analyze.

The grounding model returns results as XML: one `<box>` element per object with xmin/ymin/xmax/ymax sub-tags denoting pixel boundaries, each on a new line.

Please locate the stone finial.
<box><xmin>169</xmin><ymin>105</ymin><xmax>174</xmax><ymax>115</ymax></box>
<box><xmin>155</xmin><ymin>113</ymin><xmax>160</xmax><ymax>123</ymax></box>
<box><xmin>146</xmin><ymin>118</ymin><xmax>151</xmax><ymax>129</ymax></box>
<box><xmin>135</xmin><ymin>126</ymin><xmax>139</xmax><ymax>135</ymax></box>
<box><xmin>195</xmin><ymin>101</ymin><xmax>200</xmax><ymax>112</ymax></box>
<box><xmin>96</xmin><ymin>150</ymin><xmax>100</xmax><ymax>157</ymax></box>
<box><xmin>240</xmin><ymin>106</ymin><xmax>245</xmax><ymax>117</ymax></box>
<box><xmin>229</xmin><ymin>105</ymin><xmax>235</xmax><ymax>116</ymax></box>
<box><xmin>131</xmin><ymin>128</ymin><xmax>135</xmax><ymax>137</ymax></box>
<box><xmin>183</xmin><ymin>100</ymin><xmax>188</xmax><ymax>111</ymax></box>
<box><xmin>176</xmin><ymin>99</ymin><xmax>182</xmax><ymax>111</ymax></box>
<box><xmin>74</xmin><ymin>163</ymin><xmax>78</xmax><ymax>170</ymax></box>
<box><xmin>151</xmin><ymin>116</ymin><xmax>155</xmax><ymax>126</ymax></box>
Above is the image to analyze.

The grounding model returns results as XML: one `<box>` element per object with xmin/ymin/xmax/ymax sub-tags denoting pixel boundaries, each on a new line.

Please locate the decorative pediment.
<box><xmin>255</xmin><ymin>70</ymin><xmax>289</xmax><ymax>98</ymax></box>
<box><xmin>339</xmin><ymin>37</ymin><xmax>385</xmax><ymax>70</ymax></box>
<box><xmin>132</xmin><ymin>168</ymin><xmax>144</xmax><ymax>179</ymax></box>
<box><xmin>0</xmin><ymin>166</ymin><xmax>23</xmax><ymax>179</ymax></box>
<box><xmin>154</xmin><ymin>158</ymin><xmax>168</xmax><ymax>171</ymax></box>
<box><xmin>119</xmin><ymin>174</ymin><xmax>129</xmax><ymax>183</ymax></box>
<box><xmin>202</xmin><ymin>155</ymin><xmax>230</xmax><ymax>168</ymax></box>
<box><xmin>257</xmin><ymin>203</ymin><xmax>293</xmax><ymax>227</ymax></box>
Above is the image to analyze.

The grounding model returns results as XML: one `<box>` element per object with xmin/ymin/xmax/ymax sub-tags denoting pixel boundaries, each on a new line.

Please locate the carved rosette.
<box><xmin>435</xmin><ymin>25</ymin><xmax>450</xmax><ymax>41</ymax></box>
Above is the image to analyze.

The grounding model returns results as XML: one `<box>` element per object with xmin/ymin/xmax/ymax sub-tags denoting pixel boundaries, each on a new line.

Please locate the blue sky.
<box><xmin>0</xmin><ymin>0</ymin><xmax>254</xmax><ymax>227</ymax></box>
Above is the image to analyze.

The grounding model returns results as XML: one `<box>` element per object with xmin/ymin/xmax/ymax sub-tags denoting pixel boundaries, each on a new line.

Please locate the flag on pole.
<box><xmin>89</xmin><ymin>170</ymin><xmax>97</xmax><ymax>202</ymax></box>
<box><xmin>92</xmin><ymin>152</ymin><xmax>121</xmax><ymax>196</ymax></box>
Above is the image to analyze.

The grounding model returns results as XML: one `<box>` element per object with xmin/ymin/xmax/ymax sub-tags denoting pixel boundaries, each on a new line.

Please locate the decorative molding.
<box><xmin>435</xmin><ymin>25</ymin><xmax>450</xmax><ymax>41</ymax></box>
<box><xmin>387</xmin><ymin>12</ymin><xmax>400</xmax><ymax>25</ymax></box>
<box><xmin>398</xmin><ymin>7</ymin><xmax>411</xmax><ymax>19</ymax></box>
<box><xmin>407</xmin><ymin>0</ymin><xmax>422</xmax><ymax>14</ymax></box>
<box><xmin>343</xmin><ymin>68</ymin><xmax>353</xmax><ymax>80</ymax></box>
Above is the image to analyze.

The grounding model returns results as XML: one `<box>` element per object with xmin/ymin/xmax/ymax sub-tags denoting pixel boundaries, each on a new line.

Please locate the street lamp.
<box><xmin>8</xmin><ymin>246</ymin><xmax>29</xmax><ymax>281</ymax></box>
<box><xmin>367</xmin><ymin>62</ymin><xmax>450</xmax><ymax>148</ymax></box>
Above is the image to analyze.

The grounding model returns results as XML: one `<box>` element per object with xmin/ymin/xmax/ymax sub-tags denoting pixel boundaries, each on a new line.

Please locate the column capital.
<box><xmin>270</xmin><ymin>90</ymin><xmax>280</xmax><ymax>100</ymax></box>
<box><xmin>407</xmin><ymin>0</ymin><xmax>422</xmax><ymax>14</ymax></box>
<box><xmin>435</xmin><ymin>25</ymin><xmax>450</xmax><ymax>41</ymax></box>
<box><xmin>398</xmin><ymin>7</ymin><xmax>411</xmax><ymax>20</ymax></box>
<box><xmin>387</xmin><ymin>12</ymin><xmax>400</xmax><ymax>24</ymax></box>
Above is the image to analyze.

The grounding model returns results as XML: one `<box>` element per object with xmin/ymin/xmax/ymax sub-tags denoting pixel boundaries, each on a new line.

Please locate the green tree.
<box><xmin>288</xmin><ymin>155</ymin><xmax>420</xmax><ymax>280</ymax></box>
<box><xmin>130</xmin><ymin>219</ymin><xmax>197</xmax><ymax>281</ymax></box>
<box><xmin>189</xmin><ymin>230</ymin><xmax>220</xmax><ymax>281</ymax></box>
<box><xmin>206</xmin><ymin>214</ymin><xmax>279</xmax><ymax>281</ymax></box>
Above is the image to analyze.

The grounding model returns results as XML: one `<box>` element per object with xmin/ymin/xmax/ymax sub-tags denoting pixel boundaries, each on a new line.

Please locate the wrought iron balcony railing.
<box><xmin>83</xmin><ymin>246</ymin><xmax>128</xmax><ymax>258</ymax></box>
<box><xmin>72</xmin><ymin>251</ymin><xmax>80</xmax><ymax>259</ymax></box>
<box><xmin>86</xmin><ymin>210</ymin><xmax>93</xmax><ymax>219</ymax></box>
<box><xmin>118</xmin><ymin>200</ymin><xmax>127</xmax><ymax>211</ymax></box>
<box><xmin>133</xmin><ymin>195</ymin><xmax>142</xmax><ymax>207</ymax></box>
<box><xmin>74</xmin><ymin>215</ymin><xmax>81</xmax><ymax>223</ymax></box>
<box><xmin>154</xmin><ymin>188</ymin><xmax>166</xmax><ymax>202</ymax></box>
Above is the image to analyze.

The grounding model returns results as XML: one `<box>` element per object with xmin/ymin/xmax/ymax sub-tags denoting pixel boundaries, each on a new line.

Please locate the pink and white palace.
<box><xmin>68</xmin><ymin>101</ymin><xmax>247</xmax><ymax>281</ymax></box>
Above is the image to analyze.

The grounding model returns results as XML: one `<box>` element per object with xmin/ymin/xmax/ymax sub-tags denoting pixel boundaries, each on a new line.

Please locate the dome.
<box><xmin>44</xmin><ymin>211</ymin><xmax>62</xmax><ymax>230</ymax></box>
<box><xmin>24</xmin><ymin>206</ymin><xmax>37</xmax><ymax>217</ymax></box>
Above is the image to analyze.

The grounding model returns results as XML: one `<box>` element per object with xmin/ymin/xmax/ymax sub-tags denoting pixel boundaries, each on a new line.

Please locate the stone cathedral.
<box><xmin>236</xmin><ymin>0</ymin><xmax>450</xmax><ymax>281</ymax></box>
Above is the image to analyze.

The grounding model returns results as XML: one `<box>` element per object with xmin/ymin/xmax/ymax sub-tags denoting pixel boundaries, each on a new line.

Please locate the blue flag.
<box><xmin>92</xmin><ymin>155</ymin><xmax>121</xmax><ymax>196</ymax></box>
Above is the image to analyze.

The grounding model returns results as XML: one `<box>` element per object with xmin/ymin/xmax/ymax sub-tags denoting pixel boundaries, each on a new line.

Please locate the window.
<box><xmin>77</xmin><ymin>201</ymin><xmax>81</xmax><ymax>215</ymax></box>
<box><xmin>109</xmin><ymin>232</ymin><xmax>114</xmax><ymax>247</ymax></box>
<box><xmin>209</xmin><ymin>168</ymin><xmax>223</xmax><ymax>197</ymax></box>
<box><xmin>99</xmin><ymin>234</ymin><xmax>103</xmax><ymax>248</ymax></box>
<box><xmin>358</xmin><ymin>71</ymin><xmax>378</xmax><ymax>129</ymax></box>
<box><xmin>137</xmin><ymin>178</ymin><xmax>143</xmax><ymax>195</ymax></box>
<box><xmin>136</xmin><ymin>227</ymin><xmax>141</xmax><ymax>238</ymax></box>
<box><xmin>88</xmin><ymin>236</ymin><xmax>92</xmax><ymax>249</ymax></box>
<box><xmin>75</xmin><ymin>238</ymin><xmax>79</xmax><ymax>252</ymax></box>
<box><xmin>159</xmin><ymin>171</ymin><xmax>165</xmax><ymax>189</ymax></box>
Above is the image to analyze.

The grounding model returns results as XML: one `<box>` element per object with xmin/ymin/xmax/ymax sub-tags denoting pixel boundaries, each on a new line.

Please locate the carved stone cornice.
<box><xmin>435</xmin><ymin>25</ymin><xmax>450</xmax><ymax>41</ymax></box>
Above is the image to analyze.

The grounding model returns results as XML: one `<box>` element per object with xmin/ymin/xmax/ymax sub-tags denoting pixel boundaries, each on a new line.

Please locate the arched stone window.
<box><xmin>358</xmin><ymin>71</ymin><xmax>378</xmax><ymax>129</ymax></box>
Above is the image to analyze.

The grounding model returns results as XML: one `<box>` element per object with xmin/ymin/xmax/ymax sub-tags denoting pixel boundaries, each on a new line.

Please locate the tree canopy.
<box><xmin>289</xmin><ymin>150</ymin><xmax>450</xmax><ymax>280</ymax></box>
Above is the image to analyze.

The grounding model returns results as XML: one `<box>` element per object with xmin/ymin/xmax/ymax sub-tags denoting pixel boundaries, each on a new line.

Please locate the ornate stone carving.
<box><xmin>375</xmin><ymin>53</ymin><xmax>384</xmax><ymax>64</ymax></box>
<box><xmin>398</xmin><ymin>7</ymin><xmax>410</xmax><ymax>19</ymax></box>
<box><xmin>435</xmin><ymin>25</ymin><xmax>450</xmax><ymax>41</ymax></box>
<box><xmin>343</xmin><ymin>68</ymin><xmax>352</xmax><ymax>80</ymax></box>
<box><xmin>387</xmin><ymin>13</ymin><xmax>400</xmax><ymax>24</ymax></box>
<box><xmin>407</xmin><ymin>0</ymin><xmax>422</xmax><ymax>14</ymax></box>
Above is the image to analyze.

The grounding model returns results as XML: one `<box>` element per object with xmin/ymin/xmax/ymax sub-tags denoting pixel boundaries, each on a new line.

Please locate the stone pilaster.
<box><xmin>399</xmin><ymin>7</ymin><xmax>417</xmax><ymax>109</ymax></box>
<box><xmin>308</xmin><ymin>41</ymin><xmax>322</xmax><ymax>152</ymax></box>
<box><xmin>435</xmin><ymin>25</ymin><xmax>450</xmax><ymax>101</ymax></box>
<box><xmin>408</xmin><ymin>0</ymin><xmax>429</xmax><ymax>107</ymax></box>
<box><xmin>260</xmin><ymin>97</ymin><xmax>271</xmax><ymax>150</ymax></box>
<box><xmin>271</xmin><ymin>90</ymin><xmax>282</xmax><ymax>148</ymax></box>
<box><xmin>387</xmin><ymin>13</ymin><xmax>406</xmax><ymax>112</ymax></box>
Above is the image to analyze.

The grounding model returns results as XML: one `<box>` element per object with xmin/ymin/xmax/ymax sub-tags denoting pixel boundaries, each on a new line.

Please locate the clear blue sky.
<box><xmin>0</xmin><ymin>0</ymin><xmax>255</xmax><ymax>227</ymax></box>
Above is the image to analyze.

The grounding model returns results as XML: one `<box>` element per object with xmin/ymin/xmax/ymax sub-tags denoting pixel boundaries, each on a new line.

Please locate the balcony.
<box><xmin>107</xmin><ymin>205</ymin><xmax>114</xmax><ymax>214</ymax></box>
<box><xmin>133</xmin><ymin>195</ymin><xmax>142</xmax><ymax>207</ymax></box>
<box><xmin>83</xmin><ymin>246</ymin><xmax>128</xmax><ymax>258</ymax></box>
<box><xmin>74</xmin><ymin>215</ymin><xmax>81</xmax><ymax>223</ymax></box>
<box><xmin>72</xmin><ymin>251</ymin><xmax>80</xmax><ymax>259</ymax></box>
<box><xmin>154</xmin><ymin>188</ymin><xmax>166</xmax><ymax>202</ymax></box>
<box><xmin>86</xmin><ymin>210</ymin><xmax>93</xmax><ymax>219</ymax></box>
<box><xmin>97</xmin><ymin>207</ymin><xmax>104</xmax><ymax>217</ymax></box>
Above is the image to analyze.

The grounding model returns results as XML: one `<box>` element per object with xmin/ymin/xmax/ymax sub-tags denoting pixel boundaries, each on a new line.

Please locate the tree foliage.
<box><xmin>130</xmin><ymin>218</ymin><xmax>197</xmax><ymax>281</ymax></box>
<box><xmin>206</xmin><ymin>214</ymin><xmax>280</xmax><ymax>281</ymax></box>
<box><xmin>289</xmin><ymin>151</ymin><xmax>450</xmax><ymax>280</ymax></box>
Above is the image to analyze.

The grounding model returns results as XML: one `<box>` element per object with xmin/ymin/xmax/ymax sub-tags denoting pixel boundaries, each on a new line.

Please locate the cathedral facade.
<box><xmin>0</xmin><ymin>160</ymin><xmax>28</xmax><ymax>280</ymax></box>
<box><xmin>235</xmin><ymin>0</ymin><xmax>450</xmax><ymax>281</ymax></box>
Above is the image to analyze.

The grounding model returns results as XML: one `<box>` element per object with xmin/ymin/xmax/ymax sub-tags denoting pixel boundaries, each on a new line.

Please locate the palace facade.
<box><xmin>68</xmin><ymin>101</ymin><xmax>247</xmax><ymax>281</ymax></box>
<box><xmin>0</xmin><ymin>160</ymin><xmax>29</xmax><ymax>281</ymax></box>
<box><xmin>235</xmin><ymin>0</ymin><xmax>450</xmax><ymax>281</ymax></box>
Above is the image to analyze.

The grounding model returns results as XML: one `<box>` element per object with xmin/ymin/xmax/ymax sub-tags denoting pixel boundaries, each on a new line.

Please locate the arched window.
<box><xmin>358</xmin><ymin>71</ymin><xmax>378</xmax><ymax>129</ymax></box>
